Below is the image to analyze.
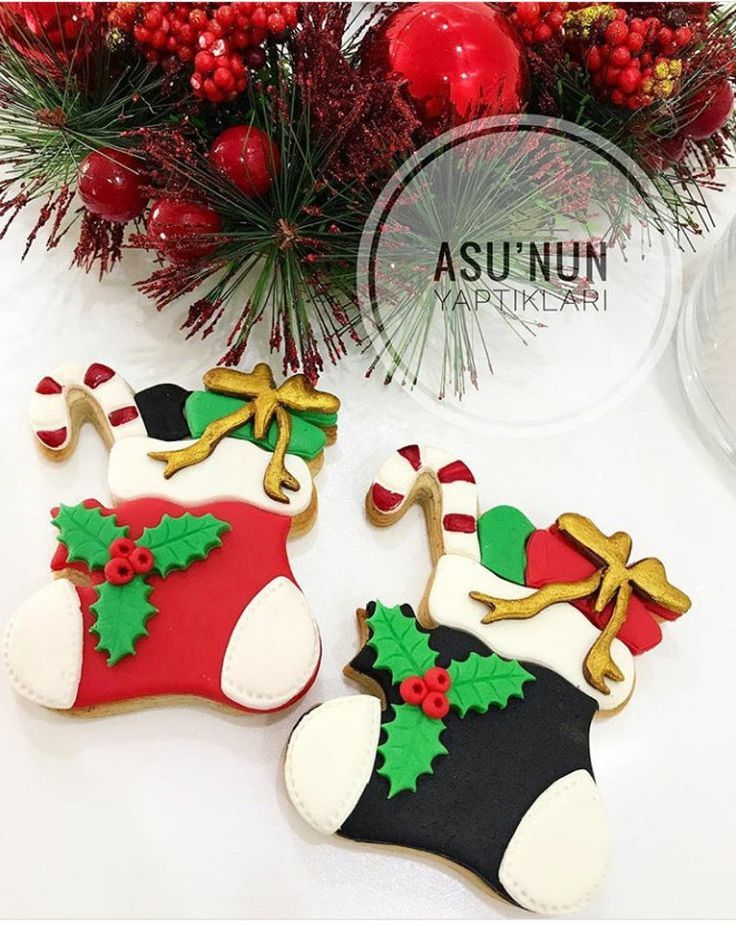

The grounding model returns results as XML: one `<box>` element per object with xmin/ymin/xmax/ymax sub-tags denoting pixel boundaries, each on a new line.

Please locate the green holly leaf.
<box><xmin>138</xmin><ymin>512</ymin><xmax>230</xmax><ymax>578</ymax></box>
<box><xmin>90</xmin><ymin>576</ymin><xmax>158</xmax><ymax>667</ymax></box>
<box><xmin>366</xmin><ymin>601</ymin><xmax>437</xmax><ymax>685</ymax></box>
<box><xmin>378</xmin><ymin>704</ymin><xmax>448</xmax><ymax>798</ymax></box>
<box><xmin>447</xmin><ymin>652</ymin><xmax>535</xmax><ymax>717</ymax></box>
<box><xmin>51</xmin><ymin>503</ymin><xmax>128</xmax><ymax>570</ymax></box>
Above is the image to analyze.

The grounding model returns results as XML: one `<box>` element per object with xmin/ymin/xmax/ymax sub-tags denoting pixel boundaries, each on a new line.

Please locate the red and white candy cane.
<box><xmin>368</xmin><ymin>444</ymin><xmax>480</xmax><ymax>561</ymax></box>
<box><xmin>29</xmin><ymin>362</ymin><xmax>145</xmax><ymax>455</ymax></box>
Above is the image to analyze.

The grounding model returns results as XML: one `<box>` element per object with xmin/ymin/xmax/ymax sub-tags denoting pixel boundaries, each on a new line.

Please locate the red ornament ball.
<box><xmin>682</xmin><ymin>81</ymin><xmax>735</xmax><ymax>140</ymax></box>
<box><xmin>78</xmin><ymin>148</ymin><xmax>148</xmax><ymax>223</ymax></box>
<box><xmin>399</xmin><ymin>675</ymin><xmax>428</xmax><ymax>706</ymax></box>
<box><xmin>424</xmin><ymin>666</ymin><xmax>451</xmax><ymax>693</ymax></box>
<box><xmin>209</xmin><ymin>125</ymin><xmax>281</xmax><ymax>197</ymax></box>
<box><xmin>361</xmin><ymin>2</ymin><xmax>529</xmax><ymax>128</ymax></box>
<box><xmin>421</xmin><ymin>691</ymin><xmax>450</xmax><ymax>720</ymax></box>
<box><xmin>147</xmin><ymin>198</ymin><xmax>222</xmax><ymax>264</ymax></box>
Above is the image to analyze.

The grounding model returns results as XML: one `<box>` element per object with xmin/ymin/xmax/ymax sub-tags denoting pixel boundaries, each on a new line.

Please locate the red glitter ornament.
<box><xmin>209</xmin><ymin>125</ymin><xmax>281</xmax><ymax>197</ymax></box>
<box><xmin>147</xmin><ymin>198</ymin><xmax>222</xmax><ymax>264</ymax></box>
<box><xmin>77</xmin><ymin>148</ymin><xmax>148</xmax><ymax>223</ymax></box>
<box><xmin>361</xmin><ymin>2</ymin><xmax>530</xmax><ymax>128</ymax></box>
<box><xmin>681</xmin><ymin>80</ymin><xmax>735</xmax><ymax>140</ymax></box>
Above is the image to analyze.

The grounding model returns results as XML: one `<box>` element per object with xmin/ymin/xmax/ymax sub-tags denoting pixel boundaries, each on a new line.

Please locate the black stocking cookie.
<box><xmin>5</xmin><ymin>362</ymin><xmax>339</xmax><ymax>713</ymax></box>
<box><xmin>284</xmin><ymin>444</ymin><xmax>691</xmax><ymax>914</ymax></box>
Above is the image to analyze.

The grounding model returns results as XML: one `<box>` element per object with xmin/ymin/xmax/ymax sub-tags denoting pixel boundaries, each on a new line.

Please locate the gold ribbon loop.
<box><xmin>148</xmin><ymin>363</ymin><xmax>340</xmax><ymax>503</ymax></box>
<box><xmin>470</xmin><ymin>512</ymin><xmax>691</xmax><ymax>696</ymax></box>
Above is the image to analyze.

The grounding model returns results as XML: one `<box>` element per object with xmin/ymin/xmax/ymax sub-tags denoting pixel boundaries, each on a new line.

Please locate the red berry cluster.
<box><xmin>585</xmin><ymin>10</ymin><xmax>693</xmax><ymax>109</ymax></box>
<box><xmin>399</xmin><ymin>666</ymin><xmax>452</xmax><ymax>720</ymax></box>
<box><xmin>509</xmin><ymin>2</ymin><xmax>568</xmax><ymax>45</ymax></box>
<box><xmin>107</xmin><ymin>3</ymin><xmax>299</xmax><ymax>103</ymax></box>
<box><xmin>104</xmin><ymin>537</ymin><xmax>155</xmax><ymax>586</ymax></box>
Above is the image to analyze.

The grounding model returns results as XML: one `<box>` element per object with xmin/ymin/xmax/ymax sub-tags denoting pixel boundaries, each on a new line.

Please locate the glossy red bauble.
<box><xmin>361</xmin><ymin>2</ymin><xmax>530</xmax><ymax>128</ymax></box>
<box><xmin>147</xmin><ymin>198</ymin><xmax>222</xmax><ymax>264</ymax></box>
<box><xmin>209</xmin><ymin>125</ymin><xmax>281</xmax><ymax>197</ymax></box>
<box><xmin>78</xmin><ymin>148</ymin><xmax>148</xmax><ymax>223</ymax></box>
<box><xmin>681</xmin><ymin>80</ymin><xmax>735</xmax><ymax>140</ymax></box>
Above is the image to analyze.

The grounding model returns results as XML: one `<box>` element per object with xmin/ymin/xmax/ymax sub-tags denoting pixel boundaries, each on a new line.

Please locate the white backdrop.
<box><xmin>0</xmin><ymin>172</ymin><xmax>735</xmax><ymax>919</ymax></box>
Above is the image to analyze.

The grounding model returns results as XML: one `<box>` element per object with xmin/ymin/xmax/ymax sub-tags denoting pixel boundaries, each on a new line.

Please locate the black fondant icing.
<box><xmin>340</xmin><ymin>602</ymin><xmax>597</xmax><ymax>906</ymax></box>
<box><xmin>134</xmin><ymin>384</ymin><xmax>192</xmax><ymax>441</ymax></box>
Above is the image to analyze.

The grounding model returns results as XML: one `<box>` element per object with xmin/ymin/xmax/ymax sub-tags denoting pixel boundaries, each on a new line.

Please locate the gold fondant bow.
<box><xmin>470</xmin><ymin>513</ymin><xmax>691</xmax><ymax>695</ymax></box>
<box><xmin>148</xmin><ymin>364</ymin><xmax>340</xmax><ymax>503</ymax></box>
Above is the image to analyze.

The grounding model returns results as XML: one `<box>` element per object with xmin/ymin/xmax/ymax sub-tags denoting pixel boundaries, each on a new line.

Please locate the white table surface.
<box><xmin>0</xmin><ymin>170</ymin><xmax>735</xmax><ymax>919</ymax></box>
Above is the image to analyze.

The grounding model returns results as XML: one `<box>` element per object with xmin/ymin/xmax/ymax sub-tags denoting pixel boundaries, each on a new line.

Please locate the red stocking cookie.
<box><xmin>5</xmin><ymin>362</ymin><xmax>339</xmax><ymax>714</ymax></box>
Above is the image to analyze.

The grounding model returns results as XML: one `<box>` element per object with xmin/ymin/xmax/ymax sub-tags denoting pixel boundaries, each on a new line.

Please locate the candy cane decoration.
<box><xmin>29</xmin><ymin>362</ymin><xmax>145</xmax><ymax>457</ymax></box>
<box><xmin>367</xmin><ymin>444</ymin><xmax>481</xmax><ymax>561</ymax></box>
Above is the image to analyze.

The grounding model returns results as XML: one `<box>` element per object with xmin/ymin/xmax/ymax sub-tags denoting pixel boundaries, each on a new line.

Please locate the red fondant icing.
<box><xmin>84</xmin><ymin>363</ymin><xmax>115</xmax><ymax>389</ymax></box>
<box><xmin>35</xmin><ymin>376</ymin><xmax>63</xmax><ymax>395</ymax></box>
<box><xmin>424</xmin><ymin>666</ymin><xmax>451</xmax><ymax>692</ymax></box>
<box><xmin>421</xmin><ymin>690</ymin><xmax>450</xmax><ymax>719</ymax></box>
<box><xmin>437</xmin><ymin>460</ymin><xmax>475</xmax><ymax>484</ymax></box>
<box><xmin>398</xmin><ymin>444</ymin><xmax>422</xmax><ymax>471</ymax></box>
<box><xmin>525</xmin><ymin>525</ymin><xmax>683</xmax><ymax>655</ymax></box>
<box><xmin>372</xmin><ymin>482</ymin><xmax>404</xmax><ymax>512</ymax></box>
<box><xmin>399</xmin><ymin>675</ymin><xmax>428</xmax><ymax>705</ymax></box>
<box><xmin>108</xmin><ymin>405</ymin><xmax>140</xmax><ymax>426</ymax></box>
<box><xmin>442</xmin><ymin>513</ymin><xmax>476</xmax><ymax>533</ymax></box>
<box><xmin>36</xmin><ymin>427</ymin><xmax>67</xmax><ymax>448</ymax></box>
<box><xmin>70</xmin><ymin>498</ymin><xmax>312</xmax><ymax>713</ymax></box>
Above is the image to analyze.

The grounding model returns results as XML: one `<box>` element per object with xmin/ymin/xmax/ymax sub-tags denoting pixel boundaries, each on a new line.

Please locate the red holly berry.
<box><xmin>77</xmin><ymin>148</ymin><xmax>148</xmax><ymax>224</ymax></box>
<box><xmin>129</xmin><ymin>546</ymin><xmax>155</xmax><ymax>575</ymax></box>
<box><xmin>422</xmin><ymin>691</ymin><xmax>450</xmax><ymax>720</ymax></box>
<box><xmin>605</xmin><ymin>20</ymin><xmax>629</xmax><ymax>46</ymax></box>
<box><xmin>399</xmin><ymin>675</ymin><xmax>428</xmax><ymax>706</ymax></box>
<box><xmin>424</xmin><ymin>666</ymin><xmax>451</xmax><ymax>693</ymax></box>
<box><xmin>109</xmin><ymin>537</ymin><xmax>136</xmax><ymax>559</ymax></box>
<box><xmin>209</xmin><ymin>125</ymin><xmax>281</xmax><ymax>197</ymax></box>
<box><xmin>147</xmin><ymin>198</ymin><xmax>222</xmax><ymax>264</ymax></box>
<box><xmin>104</xmin><ymin>556</ymin><xmax>135</xmax><ymax>585</ymax></box>
<box><xmin>610</xmin><ymin>45</ymin><xmax>631</xmax><ymax>67</ymax></box>
<box><xmin>618</xmin><ymin>67</ymin><xmax>641</xmax><ymax>95</ymax></box>
<box><xmin>110</xmin><ymin>2</ymin><xmax>298</xmax><ymax>102</ymax></box>
<box><xmin>267</xmin><ymin>12</ymin><xmax>285</xmax><ymax>34</ymax></box>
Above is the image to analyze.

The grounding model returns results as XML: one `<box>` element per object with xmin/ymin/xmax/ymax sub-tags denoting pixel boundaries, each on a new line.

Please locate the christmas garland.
<box><xmin>0</xmin><ymin>2</ymin><xmax>734</xmax><ymax>386</ymax></box>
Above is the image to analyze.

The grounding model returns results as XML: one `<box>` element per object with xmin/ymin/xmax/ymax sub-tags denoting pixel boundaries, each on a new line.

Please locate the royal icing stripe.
<box><xmin>370</xmin><ymin>444</ymin><xmax>480</xmax><ymax>561</ymax></box>
<box><xmin>29</xmin><ymin>362</ymin><xmax>145</xmax><ymax>451</ymax></box>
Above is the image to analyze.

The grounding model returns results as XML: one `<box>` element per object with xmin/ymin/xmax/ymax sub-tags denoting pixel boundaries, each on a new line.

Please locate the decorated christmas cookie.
<box><xmin>284</xmin><ymin>445</ymin><xmax>691</xmax><ymax>914</ymax></box>
<box><xmin>5</xmin><ymin>362</ymin><xmax>339</xmax><ymax>713</ymax></box>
